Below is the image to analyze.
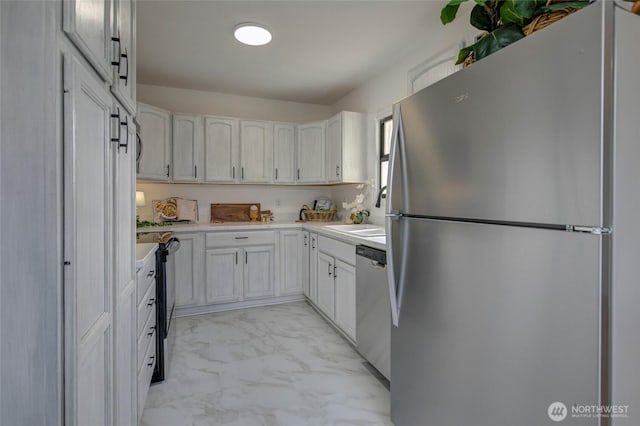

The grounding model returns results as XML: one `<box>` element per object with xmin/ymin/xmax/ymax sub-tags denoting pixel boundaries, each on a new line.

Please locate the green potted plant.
<box><xmin>441</xmin><ymin>0</ymin><xmax>593</xmax><ymax>66</ymax></box>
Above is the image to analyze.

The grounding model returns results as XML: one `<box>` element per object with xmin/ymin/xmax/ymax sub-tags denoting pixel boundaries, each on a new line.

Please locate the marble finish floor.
<box><xmin>141</xmin><ymin>302</ymin><xmax>392</xmax><ymax>426</ymax></box>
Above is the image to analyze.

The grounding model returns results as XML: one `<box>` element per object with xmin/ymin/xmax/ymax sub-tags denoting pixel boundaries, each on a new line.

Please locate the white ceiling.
<box><xmin>137</xmin><ymin>0</ymin><xmax>448</xmax><ymax>105</ymax></box>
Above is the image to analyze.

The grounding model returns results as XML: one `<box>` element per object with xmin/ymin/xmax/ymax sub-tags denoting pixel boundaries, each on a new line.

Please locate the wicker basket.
<box><xmin>302</xmin><ymin>209</ymin><xmax>336</xmax><ymax>222</ymax></box>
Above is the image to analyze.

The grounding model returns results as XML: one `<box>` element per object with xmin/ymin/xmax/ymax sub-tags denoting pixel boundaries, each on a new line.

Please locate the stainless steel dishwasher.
<box><xmin>356</xmin><ymin>245</ymin><xmax>390</xmax><ymax>380</ymax></box>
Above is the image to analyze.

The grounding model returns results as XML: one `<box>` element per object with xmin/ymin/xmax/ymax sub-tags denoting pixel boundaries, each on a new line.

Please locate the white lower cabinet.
<box><xmin>169</xmin><ymin>228</ymin><xmax>357</xmax><ymax>343</ymax></box>
<box><xmin>205</xmin><ymin>248</ymin><xmax>242</xmax><ymax>304</ymax></box>
<box><xmin>174</xmin><ymin>233</ymin><xmax>204</xmax><ymax>309</ymax></box>
<box><xmin>244</xmin><ymin>246</ymin><xmax>275</xmax><ymax>299</ymax></box>
<box><xmin>204</xmin><ymin>245</ymin><xmax>275</xmax><ymax>304</ymax></box>
<box><xmin>302</xmin><ymin>232</ymin><xmax>310</xmax><ymax>297</ymax></box>
<box><xmin>317</xmin><ymin>251</ymin><xmax>335</xmax><ymax>319</ymax></box>
<box><xmin>135</xmin><ymin>249</ymin><xmax>157</xmax><ymax>420</ymax></box>
<box><xmin>334</xmin><ymin>260</ymin><xmax>356</xmax><ymax>341</ymax></box>
<box><xmin>313</xmin><ymin>235</ymin><xmax>357</xmax><ymax>342</ymax></box>
<box><xmin>279</xmin><ymin>230</ymin><xmax>305</xmax><ymax>297</ymax></box>
<box><xmin>309</xmin><ymin>233</ymin><xmax>318</xmax><ymax>304</ymax></box>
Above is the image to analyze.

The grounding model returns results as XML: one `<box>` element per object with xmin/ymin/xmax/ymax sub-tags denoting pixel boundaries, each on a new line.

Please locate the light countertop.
<box><xmin>137</xmin><ymin>221</ymin><xmax>386</xmax><ymax>251</ymax></box>
<box><xmin>136</xmin><ymin>243</ymin><xmax>158</xmax><ymax>271</ymax></box>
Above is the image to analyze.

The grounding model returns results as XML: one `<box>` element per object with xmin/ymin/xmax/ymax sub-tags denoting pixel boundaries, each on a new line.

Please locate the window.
<box><xmin>379</xmin><ymin>115</ymin><xmax>393</xmax><ymax>197</ymax></box>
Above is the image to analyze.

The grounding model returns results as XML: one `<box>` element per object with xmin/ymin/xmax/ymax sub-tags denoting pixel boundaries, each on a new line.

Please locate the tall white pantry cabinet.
<box><xmin>0</xmin><ymin>1</ymin><xmax>137</xmax><ymax>425</ymax></box>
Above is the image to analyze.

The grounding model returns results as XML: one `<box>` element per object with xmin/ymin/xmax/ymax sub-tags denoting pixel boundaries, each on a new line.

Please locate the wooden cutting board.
<box><xmin>210</xmin><ymin>203</ymin><xmax>261</xmax><ymax>222</ymax></box>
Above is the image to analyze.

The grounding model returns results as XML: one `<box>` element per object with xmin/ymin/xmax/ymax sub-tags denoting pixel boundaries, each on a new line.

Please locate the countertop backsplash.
<box><xmin>136</xmin><ymin>182</ymin><xmax>332</xmax><ymax>223</ymax></box>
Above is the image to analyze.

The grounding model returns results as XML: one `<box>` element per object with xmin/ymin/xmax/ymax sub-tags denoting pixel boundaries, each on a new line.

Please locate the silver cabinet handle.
<box><xmin>147</xmin><ymin>298</ymin><xmax>155</xmax><ymax>307</ymax></box>
<box><xmin>146</xmin><ymin>270</ymin><xmax>155</xmax><ymax>277</ymax></box>
<box><xmin>147</xmin><ymin>356</ymin><xmax>155</xmax><ymax>367</ymax></box>
<box><xmin>147</xmin><ymin>325</ymin><xmax>156</xmax><ymax>337</ymax></box>
<box><xmin>235</xmin><ymin>236</ymin><xmax>248</xmax><ymax>240</ymax></box>
<box><xmin>194</xmin><ymin>164</ymin><xmax>197</xmax><ymax>178</ymax></box>
<box><xmin>166</xmin><ymin>164</ymin><xmax>170</xmax><ymax>177</ymax></box>
<box><xmin>304</xmin><ymin>235</ymin><xmax>308</xmax><ymax>247</ymax></box>
<box><xmin>333</xmin><ymin>265</ymin><xmax>337</xmax><ymax>278</ymax></box>
<box><xmin>336</xmin><ymin>165</ymin><xmax>340</xmax><ymax>177</ymax></box>
<box><xmin>275</xmin><ymin>168</ymin><xmax>278</xmax><ymax>180</ymax></box>
<box><xmin>241</xmin><ymin>167</ymin><xmax>244</xmax><ymax>180</ymax></box>
<box><xmin>232</xmin><ymin>166</ymin><xmax>236</xmax><ymax>179</ymax></box>
<box><xmin>328</xmin><ymin>262</ymin><xmax>332</xmax><ymax>277</ymax></box>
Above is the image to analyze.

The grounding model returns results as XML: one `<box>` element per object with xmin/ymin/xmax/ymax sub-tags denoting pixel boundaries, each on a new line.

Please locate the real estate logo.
<box><xmin>548</xmin><ymin>401</ymin><xmax>568</xmax><ymax>422</ymax></box>
<box><xmin>547</xmin><ymin>401</ymin><xmax>630</xmax><ymax>422</ymax></box>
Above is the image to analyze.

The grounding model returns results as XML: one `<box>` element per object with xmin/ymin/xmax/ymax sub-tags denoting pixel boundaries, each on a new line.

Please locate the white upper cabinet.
<box><xmin>111</xmin><ymin>0</ymin><xmax>137</xmax><ymax>113</ymax></box>
<box><xmin>63</xmin><ymin>0</ymin><xmax>113</xmax><ymax>83</ymax></box>
<box><xmin>297</xmin><ymin>121</ymin><xmax>326</xmax><ymax>183</ymax></box>
<box><xmin>273</xmin><ymin>123</ymin><xmax>296</xmax><ymax>184</ymax></box>
<box><xmin>326</xmin><ymin>111</ymin><xmax>367</xmax><ymax>183</ymax></box>
<box><xmin>240</xmin><ymin>120</ymin><xmax>273</xmax><ymax>183</ymax></box>
<box><xmin>204</xmin><ymin>116</ymin><xmax>239</xmax><ymax>183</ymax></box>
<box><xmin>172</xmin><ymin>113</ymin><xmax>203</xmax><ymax>182</ymax></box>
<box><xmin>136</xmin><ymin>102</ymin><xmax>171</xmax><ymax>181</ymax></box>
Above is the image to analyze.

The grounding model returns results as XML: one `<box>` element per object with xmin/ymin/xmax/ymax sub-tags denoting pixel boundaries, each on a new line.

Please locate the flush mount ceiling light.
<box><xmin>234</xmin><ymin>23</ymin><xmax>272</xmax><ymax>46</ymax></box>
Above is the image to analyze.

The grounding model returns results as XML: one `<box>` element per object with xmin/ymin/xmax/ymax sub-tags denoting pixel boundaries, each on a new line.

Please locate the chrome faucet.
<box><xmin>375</xmin><ymin>186</ymin><xmax>387</xmax><ymax>208</ymax></box>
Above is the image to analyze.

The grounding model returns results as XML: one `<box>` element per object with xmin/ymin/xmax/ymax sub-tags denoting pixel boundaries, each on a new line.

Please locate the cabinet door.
<box><xmin>309</xmin><ymin>233</ymin><xmax>318</xmax><ymax>304</ymax></box>
<box><xmin>302</xmin><ymin>232</ymin><xmax>310</xmax><ymax>298</ymax></box>
<box><xmin>326</xmin><ymin>113</ymin><xmax>343</xmax><ymax>183</ymax></box>
<box><xmin>113</xmin><ymin>105</ymin><xmax>136</xmax><ymax>425</ymax></box>
<box><xmin>316</xmin><ymin>252</ymin><xmax>335</xmax><ymax>319</ymax></box>
<box><xmin>136</xmin><ymin>103</ymin><xmax>171</xmax><ymax>181</ymax></box>
<box><xmin>205</xmin><ymin>248</ymin><xmax>242</xmax><ymax>304</ymax></box>
<box><xmin>172</xmin><ymin>114</ymin><xmax>202</xmax><ymax>182</ymax></box>
<box><xmin>279</xmin><ymin>231</ymin><xmax>303</xmax><ymax>296</ymax></box>
<box><xmin>63</xmin><ymin>0</ymin><xmax>113</xmax><ymax>82</ymax></box>
<box><xmin>297</xmin><ymin>121</ymin><xmax>326</xmax><ymax>183</ymax></box>
<box><xmin>240</xmin><ymin>120</ymin><xmax>272</xmax><ymax>183</ymax></box>
<box><xmin>334</xmin><ymin>260</ymin><xmax>356</xmax><ymax>341</ymax></box>
<box><xmin>204</xmin><ymin>116</ymin><xmax>238</xmax><ymax>182</ymax></box>
<box><xmin>111</xmin><ymin>0</ymin><xmax>136</xmax><ymax>113</ymax></box>
<box><xmin>174</xmin><ymin>233</ymin><xmax>204</xmax><ymax>308</ymax></box>
<box><xmin>244</xmin><ymin>246</ymin><xmax>275</xmax><ymax>299</ymax></box>
<box><xmin>273</xmin><ymin>123</ymin><xmax>296</xmax><ymax>183</ymax></box>
<box><xmin>114</xmin><ymin>287</ymin><xmax>136</xmax><ymax>426</ymax></box>
<box><xmin>63</xmin><ymin>54</ymin><xmax>114</xmax><ymax>426</ymax></box>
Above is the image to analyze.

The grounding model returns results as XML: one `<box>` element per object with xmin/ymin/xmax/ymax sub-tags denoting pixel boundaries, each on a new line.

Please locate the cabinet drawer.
<box><xmin>318</xmin><ymin>235</ymin><xmax>356</xmax><ymax>265</ymax></box>
<box><xmin>206</xmin><ymin>231</ymin><xmax>276</xmax><ymax>248</ymax></box>
<box><xmin>136</xmin><ymin>261</ymin><xmax>156</xmax><ymax>305</ymax></box>
<box><xmin>137</xmin><ymin>333</ymin><xmax>157</xmax><ymax>418</ymax></box>
<box><xmin>137</xmin><ymin>305</ymin><xmax>157</xmax><ymax>372</ymax></box>
<box><xmin>137</xmin><ymin>283</ymin><xmax>156</xmax><ymax>336</ymax></box>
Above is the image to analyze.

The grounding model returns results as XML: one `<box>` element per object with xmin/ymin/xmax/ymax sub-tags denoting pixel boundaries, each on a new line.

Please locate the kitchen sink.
<box><xmin>325</xmin><ymin>224</ymin><xmax>382</xmax><ymax>232</ymax></box>
<box><xmin>348</xmin><ymin>228</ymin><xmax>386</xmax><ymax>237</ymax></box>
<box><xmin>325</xmin><ymin>224</ymin><xmax>386</xmax><ymax>237</ymax></box>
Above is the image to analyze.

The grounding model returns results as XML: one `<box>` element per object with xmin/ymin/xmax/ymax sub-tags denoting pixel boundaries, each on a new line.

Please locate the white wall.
<box><xmin>136</xmin><ymin>182</ymin><xmax>331</xmax><ymax>223</ymax></box>
<box><xmin>138</xmin><ymin>84</ymin><xmax>332</xmax><ymax>123</ymax></box>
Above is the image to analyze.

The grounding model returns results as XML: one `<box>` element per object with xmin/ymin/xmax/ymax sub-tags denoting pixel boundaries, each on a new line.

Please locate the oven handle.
<box><xmin>165</xmin><ymin>237</ymin><xmax>181</xmax><ymax>254</ymax></box>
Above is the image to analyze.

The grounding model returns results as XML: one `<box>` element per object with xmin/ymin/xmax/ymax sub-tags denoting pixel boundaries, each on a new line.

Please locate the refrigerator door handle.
<box><xmin>386</xmin><ymin>103</ymin><xmax>405</xmax><ymax>327</ymax></box>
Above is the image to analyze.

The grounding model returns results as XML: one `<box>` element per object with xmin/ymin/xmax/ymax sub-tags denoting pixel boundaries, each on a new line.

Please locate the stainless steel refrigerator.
<box><xmin>385</xmin><ymin>2</ymin><xmax>640</xmax><ymax>425</ymax></box>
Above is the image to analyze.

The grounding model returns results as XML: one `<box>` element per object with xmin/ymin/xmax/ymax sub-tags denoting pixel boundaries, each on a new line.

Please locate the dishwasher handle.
<box><xmin>371</xmin><ymin>260</ymin><xmax>386</xmax><ymax>269</ymax></box>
